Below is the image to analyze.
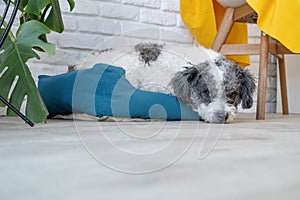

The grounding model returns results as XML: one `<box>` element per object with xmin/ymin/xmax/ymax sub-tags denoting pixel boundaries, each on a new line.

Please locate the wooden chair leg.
<box><xmin>211</xmin><ymin>8</ymin><xmax>235</xmax><ymax>52</ymax></box>
<box><xmin>278</xmin><ymin>56</ymin><xmax>289</xmax><ymax>114</ymax></box>
<box><xmin>256</xmin><ymin>33</ymin><xmax>269</xmax><ymax>120</ymax></box>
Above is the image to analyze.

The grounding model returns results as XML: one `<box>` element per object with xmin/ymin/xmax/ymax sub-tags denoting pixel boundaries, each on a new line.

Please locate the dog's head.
<box><xmin>170</xmin><ymin>58</ymin><xmax>256</xmax><ymax>123</ymax></box>
<box><xmin>215</xmin><ymin>58</ymin><xmax>256</xmax><ymax>110</ymax></box>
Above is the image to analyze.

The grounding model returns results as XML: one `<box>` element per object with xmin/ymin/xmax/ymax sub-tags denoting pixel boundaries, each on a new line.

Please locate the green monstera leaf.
<box><xmin>0</xmin><ymin>20</ymin><xmax>55</xmax><ymax>123</ymax></box>
<box><xmin>44</xmin><ymin>0</ymin><xmax>65</xmax><ymax>33</ymax></box>
<box><xmin>44</xmin><ymin>0</ymin><xmax>75</xmax><ymax>33</ymax></box>
<box><xmin>25</xmin><ymin>0</ymin><xmax>52</xmax><ymax>14</ymax></box>
<box><xmin>22</xmin><ymin>0</ymin><xmax>75</xmax><ymax>33</ymax></box>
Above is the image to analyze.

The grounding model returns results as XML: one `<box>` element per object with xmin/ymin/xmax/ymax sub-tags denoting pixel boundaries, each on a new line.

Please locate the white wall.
<box><xmin>28</xmin><ymin>0</ymin><xmax>194</xmax><ymax>80</ymax></box>
<box><xmin>277</xmin><ymin>55</ymin><xmax>300</xmax><ymax>113</ymax></box>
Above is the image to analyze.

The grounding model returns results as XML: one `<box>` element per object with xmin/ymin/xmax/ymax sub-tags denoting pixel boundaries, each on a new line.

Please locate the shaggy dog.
<box><xmin>74</xmin><ymin>43</ymin><xmax>256</xmax><ymax>123</ymax></box>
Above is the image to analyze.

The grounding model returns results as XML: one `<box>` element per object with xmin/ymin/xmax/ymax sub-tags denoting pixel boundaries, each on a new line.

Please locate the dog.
<box><xmin>74</xmin><ymin>43</ymin><xmax>256</xmax><ymax>123</ymax></box>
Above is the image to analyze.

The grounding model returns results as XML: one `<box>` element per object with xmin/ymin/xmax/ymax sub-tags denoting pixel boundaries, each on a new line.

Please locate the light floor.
<box><xmin>0</xmin><ymin>113</ymin><xmax>300</xmax><ymax>200</ymax></box>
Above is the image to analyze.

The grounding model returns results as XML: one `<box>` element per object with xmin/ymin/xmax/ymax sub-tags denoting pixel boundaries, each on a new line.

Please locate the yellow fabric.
<box><xmin>246</xmin><ymin>0</ymin><xmax>300</xmax><ymax>53</ymax></box>
<box><xmin>180</xmin><ymin>0</ymin><xmax>250</xmax><ymax>66</ymax></box>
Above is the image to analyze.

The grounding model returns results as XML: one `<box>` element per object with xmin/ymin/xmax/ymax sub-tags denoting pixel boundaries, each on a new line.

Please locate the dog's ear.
<box><xmin>238</xmin><ymin>68</ymin><xmax>256</xmax><ymax>109</ymax></box>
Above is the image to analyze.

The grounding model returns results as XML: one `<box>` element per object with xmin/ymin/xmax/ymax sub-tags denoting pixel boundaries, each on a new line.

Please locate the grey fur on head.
<box><xmin>170</xmin><ymin>57</ymin><xmax>256</xmax><ymax>123</ymax></box>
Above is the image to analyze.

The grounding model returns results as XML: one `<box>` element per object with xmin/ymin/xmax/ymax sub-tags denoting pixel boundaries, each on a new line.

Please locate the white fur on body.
<box><xmin>77</xmin><ymin>45</ymin><xmax>218</xmax><ymax>88</ymax></box>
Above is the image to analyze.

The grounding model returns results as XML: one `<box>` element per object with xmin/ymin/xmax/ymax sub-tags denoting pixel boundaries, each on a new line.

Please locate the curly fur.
<box><xmin>170</xmin><ymin>57</ymin><xmax>256</xmax><ymax>123</ymax></box>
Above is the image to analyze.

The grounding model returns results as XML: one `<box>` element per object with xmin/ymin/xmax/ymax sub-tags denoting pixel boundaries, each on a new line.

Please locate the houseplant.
<box><xmin>0</xmin><ymin>0</ymin><xmax>75</xmax><ymax>123</ymax></box>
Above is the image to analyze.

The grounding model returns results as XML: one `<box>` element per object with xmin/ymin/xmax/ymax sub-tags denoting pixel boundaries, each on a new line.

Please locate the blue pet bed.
<box><xmin>38</xmin><ymin>63</ymin><xmax>199</xmax><ymax>120</ymax></box>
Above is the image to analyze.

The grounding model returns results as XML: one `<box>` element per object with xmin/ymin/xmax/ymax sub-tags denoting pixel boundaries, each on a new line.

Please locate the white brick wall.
<box><xmin>123</xmin><ymin>0</ymin><xmax>161</xmax><ymax>8</ymax></box>
<box><xmin>140</xmin><ymin>8</ymin><xmax>177</xmax><ymax>26</ymax></box>
<box><xmin>161</xmin><ymin>0</ymin><xmax>180</xmax><ymax>12</ymax></box>
<box><xmin>100</xmin><ymin>3</ymin><xmax>139</xmax><ymax>20</ymax></box>
<box><xmin>29</xmin><ymin>0</ymin><xmax>194</xmax><ymax>78</ymax></box>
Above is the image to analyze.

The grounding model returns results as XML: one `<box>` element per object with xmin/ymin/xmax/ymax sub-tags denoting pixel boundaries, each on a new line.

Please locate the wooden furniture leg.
<box><xmin>256</xmin><ymin>32</ymin><xmax>269</xmax><ymax>120</ymax></box>
<box><xmin>278</xmin><ymin>56</ymin><xmax>289</xmax><ymax>114</ymax></box>
<box><xmin>212</xmin><ymin>8</ymin><xmax>235</xmax><ymax>52</ymax></box>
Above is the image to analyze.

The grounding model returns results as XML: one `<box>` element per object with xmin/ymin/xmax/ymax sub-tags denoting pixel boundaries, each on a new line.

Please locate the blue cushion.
<box><xmin>38</xmin><ymin>63</ymin><xmax>199</xmax><ymax>120</ymax></box>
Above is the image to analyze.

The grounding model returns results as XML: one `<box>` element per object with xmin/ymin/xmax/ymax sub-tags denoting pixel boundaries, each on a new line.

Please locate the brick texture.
<box><xmin>123</xmin><ymin>0</ymin><xmax>160</xmax><ymax>8</ymax></box>
<box><xmin>29</xmin><ymin>0</ymin><xmax>192</xmax><ymax>73</ymax></box>
<box><xmin>140</xmin><ymin>8</ymin><xmax>177</xmax><ymax>26</ymax></box>
<box><xmin>161</xmin><ymin>0</ymin><xmax>180</xmax><ymax>12</ymax></box>
<box><xmin>100</xmin><ymin>3</ymin><xmax>139</xmax><ymax>21</ymax></box>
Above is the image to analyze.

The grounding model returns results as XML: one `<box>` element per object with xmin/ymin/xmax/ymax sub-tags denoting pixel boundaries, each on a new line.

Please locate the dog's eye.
<box><xmin>201</xmin><ymin>89</ymin><xmax>210</xmax><ymax>98</ymax></box>
<box><xmin>204</xmin><ymin>89</ymin><xmax>210</xmax><ymax>95</ymax></box>
<box><xmin>200</xmin><ymin>89</ymin><xmax>212</xmax><ymax>105</ymax></box>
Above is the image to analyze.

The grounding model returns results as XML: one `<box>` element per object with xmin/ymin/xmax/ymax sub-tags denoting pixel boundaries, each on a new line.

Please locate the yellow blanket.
<box><xmin>180</xmin><ymin>0</ymin><xmax>300</xmax><ymax>66</ymax></box>
<box><xmin>247</xmin><ymin>0</ymin><xmax>300</xmax><ymax>53</ymax></box>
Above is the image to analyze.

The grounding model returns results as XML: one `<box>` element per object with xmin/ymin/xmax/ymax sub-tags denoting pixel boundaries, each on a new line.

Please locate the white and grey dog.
<box><xmin>74</xmin><ymin>43</ymin><xmax>256</xmax><ymax>123</ymax></box>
